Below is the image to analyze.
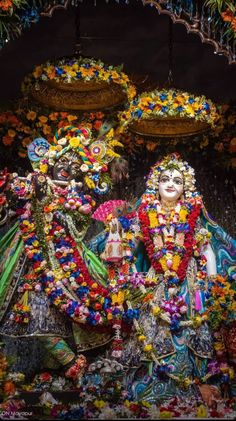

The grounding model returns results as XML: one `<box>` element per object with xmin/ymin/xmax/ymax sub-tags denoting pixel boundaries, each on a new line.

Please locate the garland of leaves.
<box><xmin>205</xmin><ymin>0</ymin><xmax>236</xmax><ymax>39</ymax></box>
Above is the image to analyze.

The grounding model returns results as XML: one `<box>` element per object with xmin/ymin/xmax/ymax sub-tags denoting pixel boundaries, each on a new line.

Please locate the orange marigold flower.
<box><xmin>7</xmin><ymin>129</ymin><xmax>16</xmax><ymax>137</ymax></box>
<box><xmin>95</xmin><ymin>112</ymin><xmax>105</xmax><ymax>119</ymax></box>
<box><xmin>26</xmin><ymin>111</ymin><xmax>37</xmax><ymax>121</ymax></box>
<box><xmin>2</xmin><ymin>135</ymin><xmax>13</xmax><ymax>146</ymax></box>
<box><xmin>18</xmin><ymin>150</ymin><xmax>27</xmax><ymax>158</ymax></box>
<box><xmin>38</xmin><ymin>115</ymin><xmax>48</xmax><ymax>124</ymax></box>
<box><xmin>93</xmin><ymin>120</ymin><xmax>102</xmax><ymax>131</ymax></box>
<box><xmin>60</xmin><ymin>112</ymin><xmax>68</xmax><ymax>119</ymax></box>
<box><xmin>0</xmin><ymin>0</ymin><xmax>13</xmax><ymax>12</ymax></box>
<box><xmin>67</xmin><ymin>114</ymin><xmax>78</xmax><ymax>123</ymax></box>
<box><xmin>49</xmin><ymin>112</ymin><xmax>59</xmax><ymax>121</ymax></box>
<box><xmin>221</xmin><ymin>10</ymin><xmax>234</xmax><ymax>23</ymax></box>
<box><xmin>143</xmin><ymin>293</ymin><xmax>154</xmax><ymax>303</ymax></box>
<box><xmin>229</xmin><ymin>138</ymin><xmax>236</xmax><ymax>154</ymax></box>
<box><xmin>43</xmin><ymin>125</ymin><xmax>51</xmax><ymax>135</ymax></box>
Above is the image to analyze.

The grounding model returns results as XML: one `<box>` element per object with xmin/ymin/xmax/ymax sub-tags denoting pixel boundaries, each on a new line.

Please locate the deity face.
<box><xmin>53</xmin><ymin>152</ymin><xmax>83</xmax><ymax>182</ymax></box>
<box><xmin>159</xmin><ymin>169</ymin><xmax>184</xmax><ymax>202</ymax></box>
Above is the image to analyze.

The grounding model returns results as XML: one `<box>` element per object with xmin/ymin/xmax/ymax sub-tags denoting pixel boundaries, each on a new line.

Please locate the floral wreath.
<box><xmin>22</xmin><ymin>56</ymin><xmax>136</xmax><ymax>102</ymax></box>
<box><xmin>144</xmin><ymin>152</ymin><xmax>197</xmax><ymax>199</ymax></box>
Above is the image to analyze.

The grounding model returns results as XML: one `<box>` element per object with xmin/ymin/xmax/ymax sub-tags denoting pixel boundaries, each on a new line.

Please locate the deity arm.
<box><xmin>201</xmin><ymin>242</ymin><xmax>217</xmax><ymax>276</ymax></box>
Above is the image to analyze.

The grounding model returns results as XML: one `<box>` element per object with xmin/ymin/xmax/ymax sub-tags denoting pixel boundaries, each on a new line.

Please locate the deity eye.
<box><xmin>173</xmin><ymin>178</ymin><xmax>183</xmax><ymax>185</ymax></box>
<box><xmin>59</xmin><ymin>157</ymin><xmax>68</xmax><ymax>164</ymax></box>
<box><xmin>71</xmin><ymin>164</ymin><xmax>81</xmax><ymax>173</ymax></box>
<box><xmin>160</xmin><ymin>176</ymin><xmax>170</xmax><ymax>183</ymax></box>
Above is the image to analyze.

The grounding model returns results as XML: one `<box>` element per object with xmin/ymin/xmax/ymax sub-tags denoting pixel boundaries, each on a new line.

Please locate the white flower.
<box><xmin>49</xmin><ymin>150</ymin><xmax>57</xmax><ymax>158</ymax></box>
<box><xmin>99</xmin><ymin>406</ymin><xmax>117</xmax><ymax>419</ymax></box>
<box><xmin>81</xmin><ymin>137</ymin><xmax>90</xmax><ymax>146</ymax></box>
<box><xmin>80</xmin><ymin>164</ymin><xmax>89</xmax><ymax>172</ymax></box>
<box><xmin>58</xmin><ymin>137</ymin><xmax>67</xmax><ymax>146</ymax></box>
<box><xmin>93</xmin><ymin>162</ymin><xmax>102</xmax><ymax>171</ymax></box>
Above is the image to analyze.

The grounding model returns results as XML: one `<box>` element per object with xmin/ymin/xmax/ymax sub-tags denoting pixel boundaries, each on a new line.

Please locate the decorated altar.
<box><xmin>0</xmin><ymin>1</ymin><xmax>236</xmax><ymax>420</ymax></box>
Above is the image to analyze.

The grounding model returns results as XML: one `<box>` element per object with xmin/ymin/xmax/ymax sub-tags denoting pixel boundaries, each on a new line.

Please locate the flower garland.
<box><xmin>118</xmin><ymin>88</ymin><xmax>219</xmax><ymax>130</ymax></box>
<box><xmin>22</xmin><ymin>57</ymin><xmax>136</xmax><ymax>102</ymax></box>
<box><xmin>11</xmin><ymin>174</ymin><xmax>114</xmax><ymax>327</ymax></box>
<box><xmin>138</xmin><ymin>195</ymin><xmax>203</xmax><ymax>285</ymax></box>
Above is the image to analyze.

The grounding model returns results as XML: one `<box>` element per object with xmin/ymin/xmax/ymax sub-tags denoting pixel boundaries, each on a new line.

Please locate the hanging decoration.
<box><xmin>22</xmin><ymin>57</ymin><xmax>136</xmax><ymax>111</ymax></box>
<box><xmin>118</xmin><ymin>88</ymin><xmax>219</xmax><ymax>138</ymax></box>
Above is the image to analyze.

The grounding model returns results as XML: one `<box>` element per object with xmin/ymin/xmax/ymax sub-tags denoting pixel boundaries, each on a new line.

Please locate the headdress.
<box><xmin>27</xmin><ymin>125</ymin><xmax>121</xmax><ymax>195</ymax></box>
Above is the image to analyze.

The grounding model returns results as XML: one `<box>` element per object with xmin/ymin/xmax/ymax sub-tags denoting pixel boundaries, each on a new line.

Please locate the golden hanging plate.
<box><xmin>129</xmin><ymin>116</ymin><xmax>210</xmax><ymax>138</ymax></box>
<box><xmin>29</xmin><ymin>80</ymin><xmax>127</xmax><ymax>111</ymax></box>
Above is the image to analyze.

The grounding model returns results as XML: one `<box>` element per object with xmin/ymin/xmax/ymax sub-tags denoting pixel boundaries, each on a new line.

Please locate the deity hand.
<box><xmin>0</xmin><ymin>206</ymin><xmax>8</xmax><ymax>226</ymax></box>
<box><xmin>198</xmin><ymin>384</ymin><xmax>221</xmax><ymax>407</ymax></box>
<box><xmin>110</xmin><ymin>157</ymin><xmax>129</xmax><ymax>183</ymax></box>
<box><xmin>32</xmin><ymin>173</ymin><xmax>48</xmax><ymax>201</ymax></box>
<box><xmin>65</xmin><ymin>354</ymin><xmax>87</xmax><ymax>381</ymax></box>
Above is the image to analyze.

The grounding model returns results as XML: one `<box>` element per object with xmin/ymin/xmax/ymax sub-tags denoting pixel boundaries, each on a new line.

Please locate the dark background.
<box><xmin>0</xmin><ymin>0</ymin><xmax>235</xmax><ymax>104</ymax></box>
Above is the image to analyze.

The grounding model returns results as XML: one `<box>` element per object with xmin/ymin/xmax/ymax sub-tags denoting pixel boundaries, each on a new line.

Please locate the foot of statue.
<box><xmin>198</xmin><ymin>384</ymin><xmax>221</xmax><ymax>407</ymax></box>
<box><xmin>65</xmin><ymin>354</ymin><xmax>87</xmax><ymax>380</ymax></box>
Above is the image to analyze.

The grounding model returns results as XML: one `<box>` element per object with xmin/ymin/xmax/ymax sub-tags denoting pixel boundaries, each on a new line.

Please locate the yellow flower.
<box><xmin>141</xmin><ymin>400</ymin><xmax>151</xmax><ymax>408</ymax></box>
<box><xmin>144</xmin><ymin>344</ymin><xmax>153</xmax><ymax>352</ymax></box>
<box><xmin>138</xmin><ymin>335</ymin><xmax>146</xmax><ymax>342</ymax></box>
<box><xmin>183</xmin><ymin>377</ymin><xmax>191</xmax><ymax>388</ymax></box>
<box><xmin>160</xmin><ymin>410</ymin><xmax>172</xmax><ymax>419</ymax></box>
<box><xmin>196</xmin><ymin>404</ymin><xmax>207</xmax><ymax>418</ymax></box>
<box><xmin>185</xmin><ymin>105</ymin><xmax>195</xmax><ymax>116</ymax></box>
<box><xmin>152</xmin><ymin>306</ymin><xmax>161</xmax><ymax>316</ymax></box>
<box><xmin>94</xmin><ymin>400</ymin><xmax>106</xmax><ymax>409</ymax></box>
<box><xmin>192</xmin><ymin>315</ymin><xmax>202</xmax><ymax>328</ymax></box>
<box><xmin>172</xmin><ymin>255</ymin><xmax>181</xmax><ymax>271</ymax></box>
<box><xmin>179</xmin><ymin>208</ymin><xmax>188</xmax><ymax>222</ymax></box>
<box><xmin>111</xmin><ymin>291</ymin><xmax>125</xmax><ymax>305</ymax></box>
<box><xmin>69</xmin><ymin>137</ymin><xmax>81</xmax><ymax>148</ymax></box>
<box><xmin>26</xmin><ymin>111</ymin><xmax>37</xmax><ymax>121</ymax></box>
<box><xmin>107</xmin><ymin>313</ymin><xmax>113</xmax><ymax>321</ymax></box>
<box><xmin>85</xmin><ymin>176</ymin><xmax>95</xmax><ymax>189</ymax></box>
<box><xmin>39</xmin><ymin>164</ymin><xmax>48</xmax><ymax>174</ymax></box>
<box><xmin>125</xmin><ymin>232</ymin><xmax>133</xmax><ymax>240</ymax></box>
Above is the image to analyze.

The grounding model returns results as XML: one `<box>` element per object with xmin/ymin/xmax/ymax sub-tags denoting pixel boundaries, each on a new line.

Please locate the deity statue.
<box><xmin>90</xmin><ymin>152</ymin><xmax>236</xmax><ymax>406</ymax></box>
<box><xmin>0</xmin><ymin>124</ymin><xmax>127</xmax><ymax>379</ymax></box>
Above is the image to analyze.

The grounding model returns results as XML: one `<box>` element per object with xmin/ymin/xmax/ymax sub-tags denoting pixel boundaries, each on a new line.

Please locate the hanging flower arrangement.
<box><xmin>119</xmin><ymin>102</ymin><xmax>236</xmax><ymax>169</ymax></box>
<box><xmin>118</xmin><ymin>89</ymin><xmax>219</xmax><ymax>131</ymax></box>
<box><xmin>22</xmin><ymin>57</ymin><xmax>136</xmax><ymax>102</ymax></box>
